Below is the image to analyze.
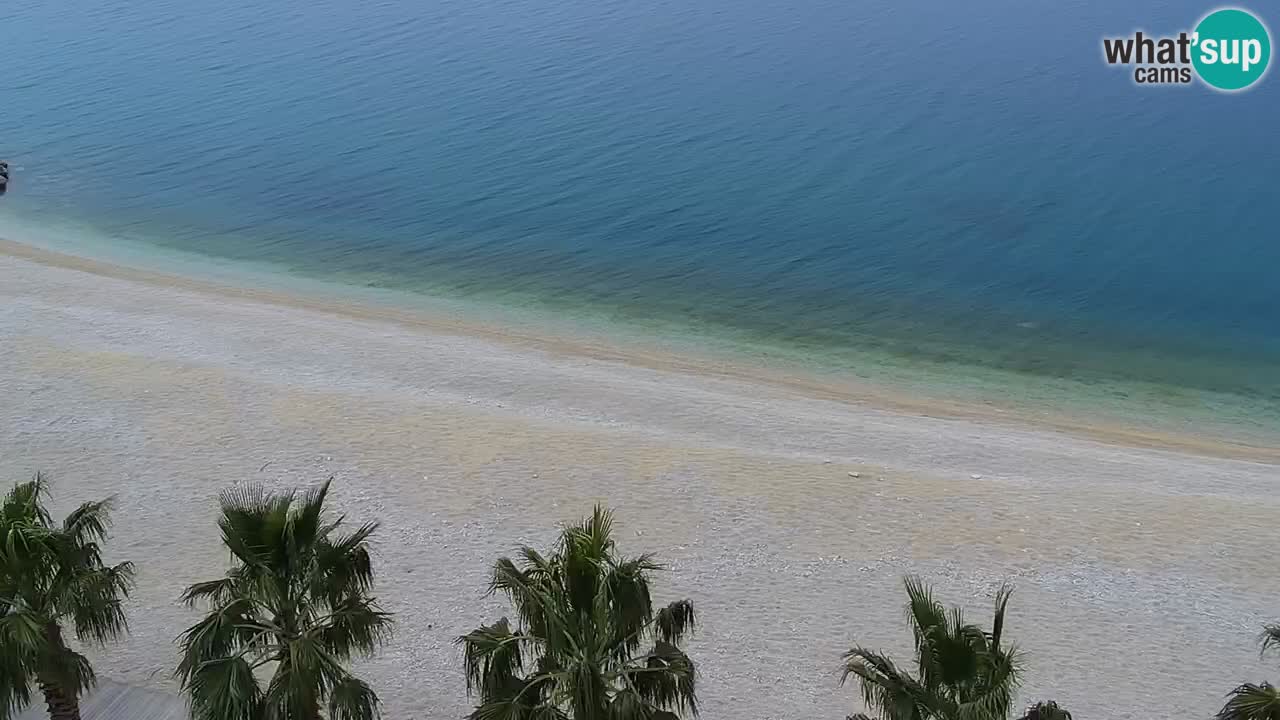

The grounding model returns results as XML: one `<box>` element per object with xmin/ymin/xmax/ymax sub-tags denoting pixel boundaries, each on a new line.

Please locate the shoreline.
<box><xmin>3</xmin><ymin>234</ymin><xmax>1279</xmax><ymax>719</ymax></box>
<box><xmin>2</xmin><ymin>235</ymin><xmax>1277</xmax><ymax>465</ymax></box>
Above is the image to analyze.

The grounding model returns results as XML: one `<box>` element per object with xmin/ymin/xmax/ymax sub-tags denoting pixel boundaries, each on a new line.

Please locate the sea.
<box><xmin>2</xmin><ymin>0</ymin><xmax>1278</xmax><ymax>437</ymax></box>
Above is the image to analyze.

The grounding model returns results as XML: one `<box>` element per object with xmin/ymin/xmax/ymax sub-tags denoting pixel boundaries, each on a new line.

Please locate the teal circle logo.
<box><xmin>1192</xmin><ymin>8</ymin><xmax>1271</xmax><ymax>91</ymax></box>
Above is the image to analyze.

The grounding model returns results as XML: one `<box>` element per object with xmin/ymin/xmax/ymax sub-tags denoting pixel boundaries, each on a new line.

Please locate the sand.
<box><xmin>1</xmin><ymin>240</ymin><xmax>1277</xmax><ymax>719</ymax></box>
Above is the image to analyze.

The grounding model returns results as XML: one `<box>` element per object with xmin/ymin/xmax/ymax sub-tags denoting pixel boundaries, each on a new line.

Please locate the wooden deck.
<box><xmin>15</xmin><ymin>680</ymin><xmax>189</xmax><ymax>720</ymax></box>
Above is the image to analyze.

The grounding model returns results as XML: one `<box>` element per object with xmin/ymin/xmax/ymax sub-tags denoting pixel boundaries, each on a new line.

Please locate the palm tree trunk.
<box><xmin>37</xmin><ymin>623</ymin><xmax>83</xmax><ymax>720</ymax></box>
<box><xmin>37</xmin><ymin>679</ymin><xmax>82</xmax><ymax>720</ymax></box>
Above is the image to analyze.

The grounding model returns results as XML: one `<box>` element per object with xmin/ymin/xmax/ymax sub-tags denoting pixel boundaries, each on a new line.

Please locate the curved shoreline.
<box><xmin>1</xmin><ymin>236</ymin><xmax>1276</xmax><ymax>464</ymax></box>
<box><xmin>3</xmin><ymin>232</ymin><xmax>1280</xmax><ymax>720</ymax></box>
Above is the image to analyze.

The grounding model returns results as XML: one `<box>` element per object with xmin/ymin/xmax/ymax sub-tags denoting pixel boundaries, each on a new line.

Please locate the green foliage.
<box><xmin>1018</xmin><ymin>700</ymin><xmax>1072</xmax><ymax>720</ymax></box>
<box><xmin>1217</xmin><ymin>625</ymin><xmax>1280</xmax><ymax>720</ymax></box>
<box><xmin>841</xmin><ymin>578</ymin><xmax>1021</xmax><ymax>720</ymax></box>
<box><xmin>177</xmin><ymin>479</ymin><xmax>392</xmax><ymax>720</ymax></box>
<box><xmin>1218</xmin><ymin>684</ymin><xmax>1280</xmax><ymax>720</ymax></box>
<box><xmin>0</xmin><ymin>474</ymin><xmax>135</xmax><ymax>720</ymax></box>
<box><xmin>458</xmin><ymin>505</ymin><xmax>698</xmax><ymax>720</ymax></box>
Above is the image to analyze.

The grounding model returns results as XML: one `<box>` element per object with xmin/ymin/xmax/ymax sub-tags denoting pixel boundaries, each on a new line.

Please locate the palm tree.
<box><xmin>1018</xmin><ymin>700</ymin><xmax>1072</xmax><ymax>720</ymax></box>
<box><xmin>177</xmin><ymin>479</ymin><xmax>393</xmax><ymax>720</ymax></box>
<box><xmin>0</xmin><ymin>474</ymin><xmax>135</xmax><ymax>720</ymax></box>
<box><xmin>1217</xmin><ymin>624</ymin><xmax>1280</xmax><ymax>720</ymax></box>
<box><xmin>457</xmin><ymin>505</ymin><xmax>698</xmax><ymax>720</ymax></box>
<box><xmin>840</xmin><ymin>577</ymin><xmax>1020</xmax><ymax>720</ymax></box>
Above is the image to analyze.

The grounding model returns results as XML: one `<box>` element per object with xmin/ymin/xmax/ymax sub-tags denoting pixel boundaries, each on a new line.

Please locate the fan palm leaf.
<box><xmin>841</xmin><ymin>578</ymin><xmax>1026</xmax><ymax>720</ymax></box>
<box><xmin>1218</xmin><ymin>684</ymin><xmax>1280</xmax><ymax>720</ymax></box>
<box><xmin>0</xmin><ymin>474</ymin><xmax>134</xmax><ymax>720</ymax></box>
<box><xmin>1215</xmin><ymin>620</ymin><xmax>1280</xmax><ymax>720</ymax></box>
<box><xmin>177</xmin><ymin>478</ymin><xmax>392</xmax><ymax>720</ymax></box>
<box><xmin>459</xmin><ymin>505</ymin><xmax>698</xmax><ymax>720</ymax></box>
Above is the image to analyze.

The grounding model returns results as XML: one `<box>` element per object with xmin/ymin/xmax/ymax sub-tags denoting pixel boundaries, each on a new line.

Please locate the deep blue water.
<box><xmin>2</xmin><ymin>0</ymin><xmax>1278</xmax><ymax>399</ymax></box>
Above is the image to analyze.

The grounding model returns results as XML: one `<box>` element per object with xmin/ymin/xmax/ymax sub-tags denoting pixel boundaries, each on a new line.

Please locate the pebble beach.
<box><xmin>1</xmin><ymin>240</ymin><xmax>1278</xmax><ymax>719</ymax></box>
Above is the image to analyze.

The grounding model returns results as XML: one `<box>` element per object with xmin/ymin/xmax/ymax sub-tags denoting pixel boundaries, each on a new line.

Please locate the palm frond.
<box><xmin>491</xmin><ymin>557</ymin><xmax>561</xmax><ymax>639</ymax></box>
<box><xmin>902</xmin><ymin>577</ymin><xmax>947</xmax><ymax>639</ymax></box>
<box><xmin>183</xmin><ymin>656</ymin><xmax>262</xmax><ymax>720</ymax></box>
<box><xmin>469</xmin><ymin>696</ymin><xmax>541</xmax><ymax>720</ymax></box>
<box><xmin>0</xmin><ymin>477</ymin><xmax>58</xmax><ymax>578</ymax></box>
<box><xmin>291</xmin><ymin>478</ymin><xmax>334</xmax><ymax>552</ymax></box>
<box><xmin>955</xmin><ymin>683</ymin><xmax>1017</xmax><ymax>720</ymax></box>
<box><xmin>458</xmin><ymin>618</ymin><xmax>530</xmax><ymax>700</ymax></box>
<box><xmin>2</xmin><ymin>475</ymin><xmax>51</xmax><ymax>527</ymax></box>
<box><xmin>902</xmin><ymin>576</ymin><xmax>948</xmax><ymax>689</ymax></box>
<box><xmin>990</xmin><ymin>584</ymin><xmax>1013</xmax><ymax>652</ymax></box>
<box><xmin>928</xmin><ymin>626</ymin><xmax>979</xmax><ymax>693</ymax></box>
<box><xmin>654</xmin><ymin>600</ymin><xmax>696</xmax><ymax>645</ymax></box>
<box><xmin>841</xmin><ymin>647</ymin><xmax>929</xmax><ymax>720</ymax></box>
<box><xmin>604</xmin><ymin>555</ymin><xmax>656</xmax><ymax>657</ymax></box>
<box><xmin>580</xmin><ymin>506</ymin><xmax>616</xmax><ymax>560</ymax></box>
<box><xmin>61</xmin><ymin>497</ymin><xmax>115</xmax><ymax>547</ymax></box>
<box><xmin>176</xmin><ymin>598</ymin><xmax>266</xmax><ymax>685</ymax></box>
<box><xmin>605</xmin><ymin>689</ymin><xmax>645</xmax><ymax>720</ymax></box>
<box><xmin>518</xmin><ymin>547</ymin><xmax>554</xmax><ymax>579</ymax></box>
<box><xmin>0</xmin><ymin>631</ymin><xmax>34</xmax><ymax>720</ymax></box>
<box><xmin>464</xmin><ymin>507</ymin><xmax>696</xmax><ymax>720</ymax></box>
<box><xmin>68</xmin><ymin>561</ymin><xmax>135</xmax><ymax>644</ymax></box>
<box><xmin>841</xmin><ymin>579</ymin><xmax>1025</xmax><ymax>720</ymax></box>
<box><xmin>558</xmin><ymin>505</ymin><xmax>616</xmax><ymax>617</ymax></box>
<box><xmin>1218</xmin><ymin>683</ymin><xmax>1280</xmax><ymax>720</ymax></box>
<box><xmin>626</xmin><ymin>640</ymin><xmax>698</xmax><ymax>717</ymax></box>
<box><xmin>315</xmin><ymin>522</ymin><xmax>379</xmax><ymax>600</ymax></box>
<box><xmin>978</xmin><ymin>640</ymin><xmax>1022</xmax><ymax>700</ymax></box>
<box><xmin>316</xmin><ymin>594</ymin><xmax>393</xmax><ymax>657</ymax></box>
<box><xmin>264</xmin><ymin>634</ymin><xmax>354</xmax><ymax>719</ymax></box>
<box><xmin>1261</xmin><ymin>625</ymin><xmax>1280</xmax><ymax>658</ymax></box>
<box><xmin>216</xmin><ymin>484</ymin><xmax>278</xmax><ymax>568</ymax></box>
<box><xmin>182</xmin><ymin>480</ymin><xmax>391</xmax><ymax>720</ymax></box>
<box><xmin>181</xmin><ymin>578</ymin><xmax>237</xmax><ymax>608</ymax></box>
<box><xmin>0</xmin><ymin>480</ymin><xmax>131</xmax><ymax>715</ymax></box>
<box><xmin>328</xmin><ymin>675</ymin><xmax>381</xmax><ymax>720</ymax></box>
<box><xmin>0</xmin><ymin>606</ymin><xmax>46</xmax><ymax>656</ymax></box>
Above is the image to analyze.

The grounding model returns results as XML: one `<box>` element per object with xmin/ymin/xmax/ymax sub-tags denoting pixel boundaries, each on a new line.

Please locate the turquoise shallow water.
<box><xmin>2</xmin><ymin>0</ymin><xmax>1278</xmax><ymax>426</ymax></box>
